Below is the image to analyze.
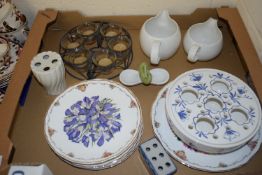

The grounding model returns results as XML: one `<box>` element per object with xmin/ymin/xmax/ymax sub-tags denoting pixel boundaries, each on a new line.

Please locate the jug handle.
<box><xmin>150</xmin><ymin>41</ymin><xmax>161</xmax><ymax>65</ymax></box>
<box><xmin>12</xmin><ymin>171</ymin><xmax>25</xmax><ymax>175</ymax></box>
<box><xmin>187</xmin><ymin>44</ymin><xmax>199</xmax><ymax>62</ymax></box>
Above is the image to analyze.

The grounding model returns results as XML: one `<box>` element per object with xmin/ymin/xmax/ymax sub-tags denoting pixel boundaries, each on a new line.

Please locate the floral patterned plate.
<box><xmin>60</xmin><ymin>122</ymin><xmax>143</xmax><ymax>169</ymax></box>
<box><xmin>152</xmin><ymin>83</ymin><xmax>262</xmax><ymax>172</ymax></box>
<box><xmin>166</xmin><ymin>68</ymin><xmax>261</xmax><ymax>154</ymax></box>
<box><xmin>44</xmin><ymin>79</ymin><xmax>143</xmax><ymax>166</ymax></box>
<box><xmin>48</xmin><ymin>111</ymin><xmax>143</xmax><ymax>169</ymax></box>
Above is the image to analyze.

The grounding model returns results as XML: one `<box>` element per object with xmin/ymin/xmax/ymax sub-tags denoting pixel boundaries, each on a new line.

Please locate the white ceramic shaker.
<box><xmin>31</xmin><ymin>51</ymin><xmax>66</xmax><ymax>95</ymax></box>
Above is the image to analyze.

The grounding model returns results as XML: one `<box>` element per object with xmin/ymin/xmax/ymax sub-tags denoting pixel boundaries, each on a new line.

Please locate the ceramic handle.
<box><xmin>12</xmin><ymin>171</ymin><xmax>25</xmax><ymax>175</ymax></box>
<box><xmin>150</xmin><ymin>41</ymin><xmax>161</xmax><ymax>65</ymax></box>
<box><xmin>187</xmin><ymin>44</ymin><xmax>200</xmax><ymax>62</ymax></box>
<box><xmin>139</xmin><ymin>62</ymin><xmax>152</xmax><ymax>85</ymax></box>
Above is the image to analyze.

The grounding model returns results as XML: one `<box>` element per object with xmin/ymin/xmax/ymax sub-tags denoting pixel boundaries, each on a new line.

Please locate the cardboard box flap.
<box><xmin>1</xmin><ymin>8</ymin><xmax>262</xmax><ymax>174</ymax></box>
<box><xmin>0</xmin><ymin>10</ymin><xmax>58</xmax><ymax>134</ymax></box>
<box><xmin>218</xmin><ymin>8</ymin><xmax>262</xmax><ymax>100</ymax></box>
<box><xmin>0</xmin><ymin>9</ymin><xmax>58</xmax><ymax>171</ymax></box>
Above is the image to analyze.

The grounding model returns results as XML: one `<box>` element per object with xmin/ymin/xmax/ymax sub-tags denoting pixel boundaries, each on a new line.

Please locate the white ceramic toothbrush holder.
<box><xmin>30</xmin><ymin>51</ymin><xmax>66</xmax><ymax>95</ymax></box>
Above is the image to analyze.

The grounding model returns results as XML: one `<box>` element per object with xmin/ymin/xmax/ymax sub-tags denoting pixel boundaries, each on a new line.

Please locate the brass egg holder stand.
<box><xmin>59</xmin><ymin>21</ymin><xmax>133</xmax><ymax>80</ymax></box>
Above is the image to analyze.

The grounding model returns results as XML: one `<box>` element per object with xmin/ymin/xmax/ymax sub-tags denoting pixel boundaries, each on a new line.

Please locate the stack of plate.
<box><xmin>152</xmin><ymin>68</ymin><xmax>262</xmax><ymax>172</ymax></box>
<box><xmin>44</xmin><ymin>79</ymin><xmax>143</xmax><ymax>170</ymax></box>
<box><xmin>0</xmin><ymin>1</ymin><xmax>29</xmax><ymax>102</ymax></box>
<box><xmin>0</xmin><ymin>37</ymin><xmax>21</xmax><ymax>102</ymax></box>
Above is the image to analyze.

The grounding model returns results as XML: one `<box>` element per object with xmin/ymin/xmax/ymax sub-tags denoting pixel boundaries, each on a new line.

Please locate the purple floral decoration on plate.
<box><xmin>63</xmin><ymin>96</ymin><xmax>122</xmax><ymax>147</ymax></box>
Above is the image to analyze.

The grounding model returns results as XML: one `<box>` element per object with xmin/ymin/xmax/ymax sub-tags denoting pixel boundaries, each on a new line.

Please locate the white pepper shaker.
<box><xmin>30</xmin><ymin>51</ymin><xmax>66</xmax><ymax>95</ymax></box>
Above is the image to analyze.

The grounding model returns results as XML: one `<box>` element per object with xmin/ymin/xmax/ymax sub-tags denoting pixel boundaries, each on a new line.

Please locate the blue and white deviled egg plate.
<box><xmin>165</xmin><ymin>68</ymin><xmax>261</xmax><ymax>154</ymax></box>
<box><xmin>152</xmin><ymin>82</ymin><xmax>262</xmax><ymax>172</ymax></box>
<box><xmin>44</xmin><ymin>79</ymin><xmax>143</xmax><ymax>170</ymax></box>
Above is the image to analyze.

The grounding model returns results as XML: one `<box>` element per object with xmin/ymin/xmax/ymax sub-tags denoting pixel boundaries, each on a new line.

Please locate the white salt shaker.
<box><xmin>31</xmin><ymin>51</ymin><xmax>66</xmax><ymax>95</ymax></box>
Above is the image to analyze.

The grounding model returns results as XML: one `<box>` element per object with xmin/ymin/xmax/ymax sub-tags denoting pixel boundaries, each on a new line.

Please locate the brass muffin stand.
<box><xmin>1</xmin><ymin>8</ymin><xmax>262</xmax><ymax>175</ymax></box>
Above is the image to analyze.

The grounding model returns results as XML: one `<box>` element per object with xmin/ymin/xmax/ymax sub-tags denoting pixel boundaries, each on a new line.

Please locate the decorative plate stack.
<box><xmin>0</xmin><ymin>1</ymin><xmax>29</xmax><ymax>102</ymax></box>
<box><xmin>0</xmin><ymin>36</ymin><xmax>21</xmax><ymax>102</ymax></box>
<box><xmin>44</xmin><ymin>79</ymin><xmax>143</xmax><ymax>170</ymax></box>
<box><xmin>152</xmin><ymin>68</ymin><xmax>262</xmax><ymax>172</ymax></box>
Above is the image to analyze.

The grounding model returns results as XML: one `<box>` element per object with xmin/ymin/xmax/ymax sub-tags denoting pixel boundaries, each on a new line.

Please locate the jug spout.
<box><xmin>205</xmin><ymin>17</ymin><xmax>218</xmax><ymax>29</ymax></box>
<box><xmin>155</xmin><ymin>10</ymin><xmax>173</xmax><ymax>26</ymax></box>
<box><xmin>157</xmin><ymin>10</ymin><xmax>169</xmax><ymax>21</ymax></box>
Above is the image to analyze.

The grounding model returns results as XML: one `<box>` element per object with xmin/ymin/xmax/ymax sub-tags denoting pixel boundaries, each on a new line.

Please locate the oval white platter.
<box><xmin>44</xmin><ymin>79</ymin><xmax>143</xmax><ymax>165</ymax></box>
<box><xmin>165</xmin><ymin>68</ymin><xmax>261</xmax><ymax>153</ymax></box>
<box><xmin>152</xmin><ymin>82</ymin><xmax>262</xmax><ymax>172</ymax></box>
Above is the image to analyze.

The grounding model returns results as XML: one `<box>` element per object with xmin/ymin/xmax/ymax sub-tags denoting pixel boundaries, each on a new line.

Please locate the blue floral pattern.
<box><xmin>196</xmin><ymin>131</ymin><xmax>208</xmax><ymax>139</ymax></box>
<box><xmin>178</xmin><ymin>110</ymin><xmax>187</xmax><ymax>121</ymax></box>
<box><xmin>189</xmin><ymin>73</ymin><xmax>202</xmax><ymax>82</ymax></box>
<box><xmin>216</xmin><ymin>116</ymin><xmax>232</xmax><ymax>127</ymax></box>
<box><xmin>247</xmin><ymin>107</ymin><xmax>256</xmax><ymax>124</ymax></box>
<box><xmin>224</xmin><ymin>128</ymin><xmax>240</xmax><ymax>141</ymax></box>
<box><xmin>212</xmin><ymin>73</ymin><xmax>233</xmax><ymax>82</ymax></box>
<box><xmin>237</xmin><ymin>86</ymin><xmax>252</xmax><ymax>100</ymax></box>
<box><xmin>63</xmin><ymin>96</ymin><xmax>122</xmax><ymax>147</ymax></box>
<box><xmin>193</xmin><ymin>83</ymin><xmax>208</xmax><ymax>91</ymax></box>
<box><xmin>174</xmin><ymin>85</ymin><xmax>183</xmax><ymax>94</ymax></box>
<box><xmin>169</xmin><ymin>69</ymin><xmax>259</xmax><ymax>143</ymax></box>
<box><xmin>237</xmin><ymin>87</ymin><xmax>246</xmax><ymax>95</ymax></box>
<box><xmin>193</xmin><ymin>113</ymin><xmax>219</xmax><ymax>139</ymax></box>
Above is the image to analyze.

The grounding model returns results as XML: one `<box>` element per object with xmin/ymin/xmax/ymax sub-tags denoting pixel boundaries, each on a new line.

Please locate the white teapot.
<box><xmin>140</xmin><ymin>10</ymin><xmax>181</xmax><ymax>65</ymax></box>
<box><xmin>183</xmin><ymin>18</ymin><xmax>223</xmax><ymax>62</ymax></box>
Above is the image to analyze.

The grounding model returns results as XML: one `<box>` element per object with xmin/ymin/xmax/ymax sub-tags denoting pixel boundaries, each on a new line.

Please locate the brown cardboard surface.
<box><xmin>1</xmin><ymin>8</ymin><xmax>262</xmax><ymax>175</ymax></box>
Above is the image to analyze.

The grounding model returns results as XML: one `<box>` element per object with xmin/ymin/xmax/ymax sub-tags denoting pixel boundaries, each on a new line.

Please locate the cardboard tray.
<box><xmin>1</xmin><ymin>8</ymin><xmax>262</xmax><ymax>174</ymax></box>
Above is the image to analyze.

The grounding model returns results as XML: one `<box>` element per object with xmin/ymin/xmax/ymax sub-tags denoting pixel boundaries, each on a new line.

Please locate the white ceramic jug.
<box><xmin>183</xmin><ymin>18</ymin><xmax>223</xmax><ymax>62</ymax></box>
<box><xmin>140</xmin><ymin>10</ymin><xmax>181</xmax><ymax>65</ymax></box>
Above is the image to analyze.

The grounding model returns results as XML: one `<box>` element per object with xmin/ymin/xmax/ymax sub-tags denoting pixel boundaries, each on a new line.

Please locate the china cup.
<box><xmin>0</xmin><ymin>18</ymin><xmax>29</xmax><ymax>46</ymax></box>
<box><xmin>0</xmin><ymin>2</ymin><xmax>26</xmax><ymax>33</ymax></box>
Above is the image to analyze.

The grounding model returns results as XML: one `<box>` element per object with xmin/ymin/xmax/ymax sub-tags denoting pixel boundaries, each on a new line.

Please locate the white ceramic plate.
<box><xmin>165</xmin><ymin>68</ymin><xmax>261</xmax><ymax>153</ymax></box>
<box><xmin>44</xmin><ymin>79</ymin><xmax>143</xmax><ymax>165</ymax></box>
<box><xmin>61</xmin><ymin>124</ymin><xmax>143</xmax><ymax>170</ymax></box>
<box><xmin>152</xmin><ymin>83</ymin><xmax>262</xmax><ymax>172</ymax></box>
<box><xmin>49</xmin><ymin>115</ymin><xmax>143</xmax><ymax>169</ymax></box>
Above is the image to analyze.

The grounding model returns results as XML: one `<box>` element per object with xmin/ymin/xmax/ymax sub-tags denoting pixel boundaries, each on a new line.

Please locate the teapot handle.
<box><xmin>187</xmin><ymin>44</ymin><xmax>200</xmax><ymax>62</ymax></box>
<box><xmin>150</xmin><ymin>41</ymin><xmax>161</xmax><ymax>65</ymax></box>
